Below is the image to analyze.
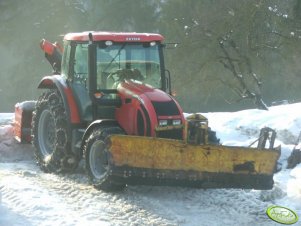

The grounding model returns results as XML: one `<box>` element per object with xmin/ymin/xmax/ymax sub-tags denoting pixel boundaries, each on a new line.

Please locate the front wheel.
<box><xmin>84</xmin><ymin>126</ymin><xmax>126</xmax><ymax>192</ymax></box>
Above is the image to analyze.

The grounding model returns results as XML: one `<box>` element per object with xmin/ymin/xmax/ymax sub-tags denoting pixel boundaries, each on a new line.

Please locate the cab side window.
<box><xmin>61</xmin><ymin>41</ymin><xmax>71</xmax><ymax>78</ymax></box>
<box><xmin>73</xmin><ymin>44</ymin><xmax>88</xmax><ymax>85</ymax></box>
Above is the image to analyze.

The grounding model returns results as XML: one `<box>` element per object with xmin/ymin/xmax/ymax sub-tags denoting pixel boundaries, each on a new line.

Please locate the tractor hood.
<box><xmin>116</xmin><ymin>80</ymin><xmax>184</xmax><ymax>137</ymax></box>
<box><xmin>117</xmin><ymin>80</ymin><xmax>172</xmax><ymax>102</ymax></box>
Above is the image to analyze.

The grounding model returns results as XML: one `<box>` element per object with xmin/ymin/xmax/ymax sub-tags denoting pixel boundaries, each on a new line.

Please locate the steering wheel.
<box><xmin>107</xmin><ymin>71</ymin><xmax>120</xmax><ymax>83</ymax></box>
<box><xmin>107</xmin><ymin>69</ymin><xmax>144</xmax><ymax>83</ymax></box>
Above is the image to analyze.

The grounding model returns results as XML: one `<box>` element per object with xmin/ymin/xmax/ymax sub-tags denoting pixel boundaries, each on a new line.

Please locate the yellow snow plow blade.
<box><xmin>107</xmin><ymin>135</ymin><xmax>280</xmax><ymax>190</ymax></box>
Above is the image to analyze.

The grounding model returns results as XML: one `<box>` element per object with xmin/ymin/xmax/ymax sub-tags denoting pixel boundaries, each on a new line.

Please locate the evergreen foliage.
<box><xmin>0</xmin><ymin>0</ymin><xmax>300</xmax><ymax>112</ymax></box>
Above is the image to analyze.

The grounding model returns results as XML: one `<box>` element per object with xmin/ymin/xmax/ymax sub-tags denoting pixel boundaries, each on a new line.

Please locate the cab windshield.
<box><xmin>96</xmin><ymin>42</ymin><xmax>162</xmax><ymax>89</ymax></box>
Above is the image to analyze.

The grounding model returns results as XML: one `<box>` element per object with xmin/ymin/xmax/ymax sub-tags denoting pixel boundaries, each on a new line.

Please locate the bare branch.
<box><xmin>218</xmin><ymin>36</ymin><xmax>268</xmax><ymax>110</ymax></box>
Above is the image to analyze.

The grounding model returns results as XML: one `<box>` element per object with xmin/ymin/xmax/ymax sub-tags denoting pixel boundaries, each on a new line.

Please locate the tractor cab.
<box><xmin>60</xmin><ymin>32</ymin><xmax>167</xmax><ymax>122</ymax></box>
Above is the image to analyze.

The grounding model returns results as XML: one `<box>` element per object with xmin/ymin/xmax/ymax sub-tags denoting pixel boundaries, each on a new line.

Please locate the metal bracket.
<box><xmin>257</xmin><ymin>127</ymin><xmax>277</xmax><ymax>149</ymax></box>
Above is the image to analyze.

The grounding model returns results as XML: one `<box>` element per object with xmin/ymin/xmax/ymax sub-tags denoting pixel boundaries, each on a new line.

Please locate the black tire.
<box><xmin>208</xmin><ymin>128</ymin><xmax>220</xmax><ymax>145</ymax></box>
<box><xmin>84</xmin><ymin>126</ymin><xmax>126</xmax><ymax>192</ymax></box>
<box><xmin>32</xmin><ymin>90</ymin><xmax>79</xmax><ymax>173</ymax></box>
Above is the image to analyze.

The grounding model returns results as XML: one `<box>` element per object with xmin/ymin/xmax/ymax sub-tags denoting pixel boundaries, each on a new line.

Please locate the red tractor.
<box><xmin>15</xmin><ymin>31</ymin><xmax>280</xmax><ymax>191</ymax></box>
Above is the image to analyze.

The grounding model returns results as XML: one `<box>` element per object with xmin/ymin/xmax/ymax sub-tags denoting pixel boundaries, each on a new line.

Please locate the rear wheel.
<box><xmin>32</xmin><ymin>90</ymin><xmax>79</xmax><ymax>173</ymax></box>
<box><xmin>84</xmin><ymin>126</ymin><xmax>126</xmax><ymax>192</ymax></box>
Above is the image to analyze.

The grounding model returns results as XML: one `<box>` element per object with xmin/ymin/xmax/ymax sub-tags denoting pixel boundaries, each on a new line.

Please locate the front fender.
<box><xmin>38</xmin><ymin>75</ymin><xmax>80</xmax><ymax>124</ymax></box>
<box><xmin>80</xmin><ymin>120</ymin><xmax>120</xmax><ymax>150</ymax></box>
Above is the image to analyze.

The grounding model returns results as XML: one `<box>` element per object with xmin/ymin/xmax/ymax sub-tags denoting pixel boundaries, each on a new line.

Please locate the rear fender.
<box><xmin>80</xmin><ymin>120</ymin><xmax>120</xmax><ymax>150</ymax></box>
<box><xmin>38</xmin><ymin>75</ymin><xmax>80</xmax><ymax>124</ymax></box>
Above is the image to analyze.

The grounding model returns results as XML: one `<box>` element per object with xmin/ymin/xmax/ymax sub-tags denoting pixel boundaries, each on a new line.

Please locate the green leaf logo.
<box><xmin>266</xmin><ymin>206</ymin><xmax>299</xmax><ymax>225</ymax></box>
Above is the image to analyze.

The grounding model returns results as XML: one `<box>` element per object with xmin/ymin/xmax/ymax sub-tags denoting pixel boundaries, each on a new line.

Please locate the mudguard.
<box><xmin>80</xmin><ymin>119</ymin><xmax>120</xmax><ymax>150</ymax></box>
<box><xmin>38</xmin><ymin>75</ymin><xmax>80</xmax><ymax>124</ymax></box>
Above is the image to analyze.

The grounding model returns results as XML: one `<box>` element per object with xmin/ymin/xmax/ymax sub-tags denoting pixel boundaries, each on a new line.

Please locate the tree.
<box><xmin>85</xmin><ymin>0</ymin><xmax>160</xmax><ymax>32</ymax></box>
<box><xmin>158</xmin><ymin>0</ymin><xmax>301</xmax><ymax>111</ymax></box>
<box><xmin>1</xmin><ymin>0</ymin><xmax>301</xmax><ymax>112</ymax></box>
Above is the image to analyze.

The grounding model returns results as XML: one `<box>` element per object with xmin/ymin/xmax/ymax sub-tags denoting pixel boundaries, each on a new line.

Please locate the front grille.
<box><xmin>152</xmin><ymin>101</ymin><xmax>180</xmax><ymax>116</ymax></box>
<box><xmin>156</xmin><ymin>129</ymin><xmax>183</xmax><ymax>140</ymax></box>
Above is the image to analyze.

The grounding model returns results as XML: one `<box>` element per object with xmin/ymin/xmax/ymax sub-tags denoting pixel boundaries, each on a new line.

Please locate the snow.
<box><xmin>15</xmin><ymin>101</ymin><xmax>36</xmax><ymax>111</ymax></box>
<box><xmin>1</xmin><ymin>103</ymin><xmax>301</xmax><ymax>226</ymax></box>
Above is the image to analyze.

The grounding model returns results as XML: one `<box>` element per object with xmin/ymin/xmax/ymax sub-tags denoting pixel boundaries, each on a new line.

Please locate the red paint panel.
<box><xmin>115</xmin><ymin>97</ymin><xmax>138</xmax><ymax>135</ymax></box>
<box><xmin>40</xmin><ymin>39</ymin><xmax>63</xmax><ymax>54</ymax></box>
<box><xmin>64</xmin><ymin>88</ymin><xmax>81</xmax><ymax>124</ymax></box>
<box><xmin>14</xmin><ymin>104</ymin><xmax>34</xmax><ymax>143</ymax></box>
<box><xmin>40</xmin><ymin>39</ymin><xmax>55</xmax><ymax>55</ymax></box>
<box><xmin>39</xmin><ymin>78</ymin><xmax>54</xmax><ymax>87</ymax></box>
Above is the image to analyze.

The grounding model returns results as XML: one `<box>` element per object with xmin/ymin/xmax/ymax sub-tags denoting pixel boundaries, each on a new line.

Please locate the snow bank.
<box><xmin>203</xmin><ymin>103</ymin><xmax>301</xmax><ymax>145</ymax></box>
<box><xmin>14</xmin><ymin>101</ymin><xmax>36</xmax><ymax>111</ymax></box>
<box><xmin>0</xmin><ymin>113</ymin><xmax>15</xmax><ymax>153</ymax></box>
<box><xmin>0</xmin><ymin>113</ymin><xmax>34</xmax><ymax>162</ymax></box>
<box><xmin>0</xmin><ymin>113</ymin><xmax>14</xmax><ymax>126</ymax></box>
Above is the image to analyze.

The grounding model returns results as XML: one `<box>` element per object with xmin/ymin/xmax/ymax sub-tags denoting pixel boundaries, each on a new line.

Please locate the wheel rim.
<box><xmin>38</xmin><ymin>109</ymin><xmax>56</xmax><ymax>158</ymax></box>
<box><xmin>89</xmin><ymin>140</ymin><xmax>109</xmax><ymax>180</ymax></box>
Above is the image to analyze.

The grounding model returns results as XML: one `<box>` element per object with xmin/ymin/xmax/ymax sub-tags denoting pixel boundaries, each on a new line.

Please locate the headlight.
<box><xmin>173</xmin><ymin>119</ymin><xmax>181</xmax><ymax>126</ymax></box>
<box><xmin>159</xmin><ymin>120</ymin><xmax>168</xmax><ymax>126</ymax></box>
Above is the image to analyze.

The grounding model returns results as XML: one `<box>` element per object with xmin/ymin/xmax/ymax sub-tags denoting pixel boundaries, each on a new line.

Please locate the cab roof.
<box><xmin>64</xmin><ymin>31</ymin><xmax>164</xmax><ymax>42</ymax></box>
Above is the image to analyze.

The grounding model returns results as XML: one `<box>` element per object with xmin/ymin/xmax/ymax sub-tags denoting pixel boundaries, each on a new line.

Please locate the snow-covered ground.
<box><xmin>0</xmin><ymin>103</ymin><xmax>301</xmax><ymax>226</ymax></box>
